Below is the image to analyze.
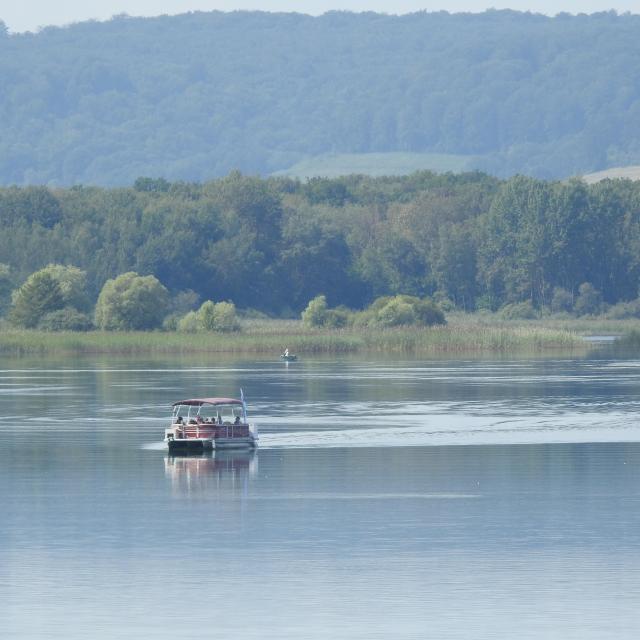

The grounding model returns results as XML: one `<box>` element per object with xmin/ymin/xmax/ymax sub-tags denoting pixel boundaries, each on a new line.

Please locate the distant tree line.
<box><xmin>3</xmin><ymin>171</ymin><xmax>640</xmax><ymax>327</ymax></box>
<box><xmin>2</xmin><ymin>10</ymin><xmax>640</xmax><ymax>184</ymax></box>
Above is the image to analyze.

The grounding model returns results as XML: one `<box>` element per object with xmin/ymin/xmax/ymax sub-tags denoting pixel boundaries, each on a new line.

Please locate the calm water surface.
<box><xmin>2</xmin><ymin>353</ymin><xmax>640</xmax><ymax>639</ymax></box>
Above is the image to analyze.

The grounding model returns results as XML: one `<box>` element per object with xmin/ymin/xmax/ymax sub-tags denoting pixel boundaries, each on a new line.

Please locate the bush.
<box><xmin>551</xmin><ymin>287</ymin><xmax>574</xmax><ymax>313</ymax></box>
<box><xmin>618</xmin><ymin>329</ymin><xmax>640</xmax><ymax>348</ymax></box>
<box><xmin>302</xmin><ymin>296</ymin><xmax>353</xmax><ymax>328</ymax></box>
<box><xmin>413</xmin><ymin>298</ymin><xmax>446</xmax><ymax>326</ymax></box>
<box><xmin>302</xmin><ymin>294</ymin><xmax>445</xmax><ymax>329</ymax></box>
<box><xmin>574</xmin><ymin>282</ymin><xmax>603</xmax><ymax>316</ymax></box>
<box><xmin>377</xmin><ymin>299</ymin><xmax>417</xmax><ymax>327</ymax></box>
<box><xmin>162</xmin><ymin>313</ymin><xmax>181</xmax><ymax>331</ymax></box>
<box><xmin>37</xmin><ymin>307</ymin><xmax>93</xmax><ymax>331</ymax></box>
<box><xmin>433</xmin><ymin>292</ymin><xmax>456</xmax><ymax>312</ymax></box>
<box><xmin>475</xmin><ymin>294</ymin><xmax>499</xmax><ymax>312</ymax></box>
<box><xmin>606</xmin><ymin>299</ymin><xmax>640</xmax><ymax>319</ymax></box>
<box><xmin>94</xmin><ymin>272</ymin><xmax>169</xmax><ymax>330</ymax></box>
<box><xmin>239</xmin><ymin>308</ymin><xmax>271</xmax><ymax>320</ymax></box>
<box><xmin>177</xmin><ymin>310</ymin><xmax>200</xmax><ymax>333</ymax></box>
<box><xmin>197</xmin><ymin>300</ymin><xmax>240</xmax><ymax>332</ymax></box>
<box><xmin>301</xmin><ymin>295</ymin><xmax>329</xmax><ymax>327</ymax></box>
<box><xmin>355</xmin><ymin>295</ymin><xmax>446</xmax><ymax>328</ymax></box>
<box><xmin>324</xmin><ymin>307</ymin><xmax>351</xmax><ymax>328</ymax></box>
<box><xmin>199</xmin><ymin>300</ymin><xmax>217</xmax><ymax>331</ymax></box>
<box><xmin>367</xmin><ymin>296</ymin><xmax>394</xmax><ymax>314</ymax></box>
<box><xmin>211</xmin><ymin>301</ymin><xmax>240</xmax><ymax>332</ymax></box>
<box><xmin>176</xmin><ymin>300</ymin><xmax>240</xmax><ymax>333</ymax></box>
<box><xmin>499</xmin><ymin>300</ymin><xmax>538</xmax><ymax>320</ymax></box>
<box><xmin>170</xmin><ymin>289</ymin><xmax>200</xmax><ymax>314</ymax></box>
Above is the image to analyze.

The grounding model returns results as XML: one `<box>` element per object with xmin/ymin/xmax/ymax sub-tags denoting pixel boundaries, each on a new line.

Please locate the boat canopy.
<box><xmin>172</xmin><ymin>398</ymin><xmax>242</xmax><ymax>407</ymax></box>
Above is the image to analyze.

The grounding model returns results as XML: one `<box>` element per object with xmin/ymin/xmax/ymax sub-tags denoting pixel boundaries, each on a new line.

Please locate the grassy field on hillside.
<box><xmin>582</xmin><ymin>166</ymin><xmax>640</xmax><ymax>183</ymax></box>
<box><xmin>272</xmin><ymin>152</ymin><xmax>475</xmax><ymax>178</ymax></box>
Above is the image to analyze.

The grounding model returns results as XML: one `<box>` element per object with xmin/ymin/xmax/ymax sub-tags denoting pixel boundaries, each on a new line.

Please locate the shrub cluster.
<box><xmin>38</xmin><ymin>307</ymin><xmax>94</xmax><ymax>332</ymax></box>
<box><xmin>302</xmin><ymin>294</ymin><xmax>446</xmax><ymax>329</ymax></box>
<box><xmin>497</xmin><ymin>282</ymin><xmax>609</xmax><ymax>318</ymax></box>
<box><xmin>301</xmin><ymin>296</ymin><xmax>350</xmax><ymax>328</ymax></box>
<box><xmin>94</xmin><ymin>272</ymin><xmax>169</xmax><ymax>330</ymax></box>
<box><xmin>176</xmin><ymin>300</ymin><xmax>240</xmax><ymax>333</ymax></box>
<box><xmin>3</xmin><ymin>264</ymin><xmax>240</xmax><ymax>333</ymax></box>
<box><xmin>499</xmin><ymin>301</ymin><xmax>538</xmax><ymax>320</ymax></box>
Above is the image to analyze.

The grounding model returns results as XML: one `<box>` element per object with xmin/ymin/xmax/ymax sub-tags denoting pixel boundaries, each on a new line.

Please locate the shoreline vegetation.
<box><xmin>0</xmin><ymin>315</ymin><xmax>625</xmax><ymax>356</ymax></box>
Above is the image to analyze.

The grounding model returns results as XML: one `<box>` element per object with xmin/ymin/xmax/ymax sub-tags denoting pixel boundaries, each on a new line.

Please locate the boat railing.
<box><xmin>176</xmin><ymin>422</ymin><xmax>250</xmax><ymax>439</ymax></box>
<box><xmin>217</xmin><ymin>424</ymin><xmax>247</xmax><ymax>438</ymax></box>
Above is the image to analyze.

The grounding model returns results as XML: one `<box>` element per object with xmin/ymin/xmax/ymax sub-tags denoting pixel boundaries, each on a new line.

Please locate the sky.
<box><xmin>0</xmin><ymin>0</ymin><xmax>637</xmax><ymax>32</ymax></box>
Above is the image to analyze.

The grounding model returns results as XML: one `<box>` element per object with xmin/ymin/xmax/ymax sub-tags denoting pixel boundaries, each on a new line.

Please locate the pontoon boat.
<box><xmin>164</xmin><ymin>397</ymin><xmax>257</xmax><ymax>452</ymax></box>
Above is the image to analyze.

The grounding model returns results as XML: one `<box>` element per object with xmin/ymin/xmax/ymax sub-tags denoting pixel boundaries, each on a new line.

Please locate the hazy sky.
<box><xmin>1</xmin><ymin>1</ymin><xmax>637</xmax><ymax>32</ymax></box>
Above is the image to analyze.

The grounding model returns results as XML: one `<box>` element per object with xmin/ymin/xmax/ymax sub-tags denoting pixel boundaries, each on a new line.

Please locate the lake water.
<box><xmin>2</xmin><ymin>352</ymin><xmax>640</xmax><ymax>639</ymax></box>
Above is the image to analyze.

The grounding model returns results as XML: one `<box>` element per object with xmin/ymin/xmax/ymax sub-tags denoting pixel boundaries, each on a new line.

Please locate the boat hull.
<box><xmin>167</xmin><ymin>436</ymin><xmax>256</xmax><ymax>453</ymax></box>
<box><xmin>168</xmin><ymin>438</ymin><xmax>213</xmax><ymax>453</ymax></box>
<box><xmin>214</xmin><ymin>437</ymin><xmax>257</xmax><ymax>449</ymax></box>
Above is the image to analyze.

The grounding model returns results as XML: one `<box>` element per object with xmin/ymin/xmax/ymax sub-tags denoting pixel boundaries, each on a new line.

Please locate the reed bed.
<box><xmin>360</xmin><ymin>325</ymin><xmax>582</xmax><ymax>353</ymax></box>
<box><xmin>0</xmin><ymin>322</ymin><xmax>585</xmax><ymax>356</ymax></box>
<box><xmin>616</xmin><ymin>329</ymin><xmax>640</xmax><ymax>349</ymax></box>
<box><xmin>447</xmin><ymin>312</ymin><xmax>640</xmax><ymax>335</ymax></box>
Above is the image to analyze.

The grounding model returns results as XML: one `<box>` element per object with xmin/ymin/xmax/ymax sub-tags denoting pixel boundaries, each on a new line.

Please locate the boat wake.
<box><xmin>256</xmin><ymin>412</ymin><xmax>640</xmax><ymax>449</ymax></box>
<box><xmin>142</xmin><ymin>441</ymin><xmax>168</xmax><ymax>450</ymax></box>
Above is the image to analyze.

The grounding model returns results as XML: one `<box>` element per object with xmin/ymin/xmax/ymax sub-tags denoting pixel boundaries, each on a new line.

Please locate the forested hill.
<box><xmin>1</xmin><ymin>10</ymin><xmax>640</xmax><ymax>185</ymax></box>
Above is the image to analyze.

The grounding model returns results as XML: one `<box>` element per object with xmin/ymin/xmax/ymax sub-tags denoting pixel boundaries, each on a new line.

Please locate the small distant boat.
<box><xmin>164</xmin><ymin>395</ymin><xmax>257</xmax><ymax>453</ymax></box>
<box><xmin>280</xmin><ymin>349</ymin><xmax>297</xmax><ymax>361</ymax></box>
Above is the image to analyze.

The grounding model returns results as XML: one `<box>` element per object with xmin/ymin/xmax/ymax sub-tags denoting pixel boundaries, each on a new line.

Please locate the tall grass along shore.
<box><xmin>0</xmin><ymin>319</ymin><xmax>585</xmax><ymax>356</ymax></box>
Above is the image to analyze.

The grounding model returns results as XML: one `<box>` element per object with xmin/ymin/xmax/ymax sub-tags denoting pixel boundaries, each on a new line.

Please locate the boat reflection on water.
<box><xmin>164</xmin><ymin>449</ymin><xmax>258</xmax><ymax>497</ymax></box>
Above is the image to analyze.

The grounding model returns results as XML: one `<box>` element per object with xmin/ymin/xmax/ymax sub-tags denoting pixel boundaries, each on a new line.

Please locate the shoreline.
<box><xmin>0</xmin><ymin>320</ymin><xmax>591</xmax><ymax>356</ymax></box>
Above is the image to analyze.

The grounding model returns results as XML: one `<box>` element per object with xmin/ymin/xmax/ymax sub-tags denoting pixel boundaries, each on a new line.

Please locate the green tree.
<box><xmin>203</xmin><ymin>172</ymin><xmax>283</xmax><ymax>307</ymax></box>
<box><xmin>412</xmin><ymin>297</ymin><xmax>447</xmax><ymax>326</ymax></box>
<box><xmin>177</xmin><ymin>310</ymin><xmax>200</xmax><ymax>333</ymax></box>
<box><xmin>198</xmin><ymin>301</ymin><xmax>217</xmax><ymax>331</ymax></box>
<box><xmin>574</xmin><ymin>282</ymin><xmax>603</xmax><ymax>316</ymax></box>
<box><xmin>374</xmin><ymin>295</ymin><xmax>445</xmax><ymax>327</ymax></box>
<box><xmin>376</xmin><ymin>299</ymin><xmax>417</xmax><ymax>327</ymax></box>
<box><xmin>551</xmin><ymin>287</ymin><xmax>574</xmax><ymax>313</ymax></box>
<box><xmin>433</xmin><ymin>224</ymin><xmax>477</xmax><ymax>310</ymax></box>
<box><xmin>301</xmin><ymin>295</ymin><xmax>329</xmax><ymax>327</ymax></box>
<box><xmin>0</xmin><ymin>263</ymin><xmax>12</xmax><ymax>315</ymax></box>
<box><xmin>1</xmin><ymin>186</ymin><xmax>62</xmax><ymax>228</ymax></box>
<box><xmin>354</xmin><ymin>295</ymin><xmax>445</xmax><ymax>327</ymax></box>
<box><xmin>38</xmin><ymin>264</ymin><xmax>90</xmax><ymax>311</ymax></box>
<box><xmin>9</xmin><ymin>271</ymin><xmax>65</xmax><ymax>328</ymax></box>
<box><xmin>196</xmin><ymin>300</ymin><xmax>240</xmax><ymax>332</ymax></box>
<box><xmin>94</xmin><ymin>272</ymin><xmax>169</xmax><ymax>330</ymax></box>
<box><xmin>279</xmin><ymin>205</ymin><xmax>363</xmax><ymax>309</ymax></box>
<box><xmin>211</xmin><ymin>301</ymin><xmax>240</xmax><ymax>332</ymax></box>
<box><xmin>356</xmin><ymin>235</ymin><xmax>428</xmax><ymax>298</ymax></box>
<box><xmin>499</xmin><ymin>301</ymin><xmax>538</xmax><ymax>320</ymax></box>
<box><xmin>38</xmin><ymin>307</ymin><xmax>93</xmax><ymax>331</ymax></box>
<box><xmin>477</xmin><ymin>176</ymin><xmax>553</xmax><ymax>307</ymax></box>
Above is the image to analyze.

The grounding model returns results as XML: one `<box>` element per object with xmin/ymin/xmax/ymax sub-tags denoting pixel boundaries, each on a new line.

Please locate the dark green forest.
<box><xmin>2</xmin><ymin>171</ymin><xmax>640</xmax><ymax>318</ymax></box>
<box><xmin>2</xmin><ymin>10</ymin><xmax>640</xmax><ymax>185</ymax></box>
